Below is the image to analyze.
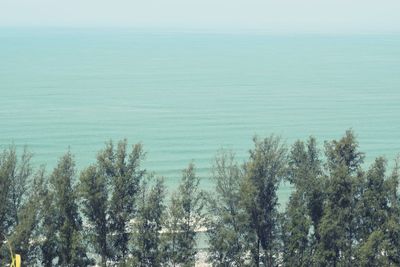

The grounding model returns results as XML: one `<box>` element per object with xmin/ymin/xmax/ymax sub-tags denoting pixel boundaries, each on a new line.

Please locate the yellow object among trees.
<box><xmin>3</xmin><ymin>235</ymin><xmax>21</xmax><ymax>267</ymax></box>
<box><xmin>10</xmin><ymin>254</ymin><xmax>21</xmax><ymax>267</ymax></box>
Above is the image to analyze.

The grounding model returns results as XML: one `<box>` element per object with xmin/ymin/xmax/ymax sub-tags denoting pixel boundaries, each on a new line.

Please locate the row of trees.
<box><xmin>1</xmin><ymin>130</ymin><xmax>399</xmax><ymax>266</ymax></box>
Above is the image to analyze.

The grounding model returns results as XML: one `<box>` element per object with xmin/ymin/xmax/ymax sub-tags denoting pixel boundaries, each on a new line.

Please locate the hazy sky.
<box><xmin>1</xmin><ymin>0</ymin><xmax>400</xmax><ymax>33</ymax></box>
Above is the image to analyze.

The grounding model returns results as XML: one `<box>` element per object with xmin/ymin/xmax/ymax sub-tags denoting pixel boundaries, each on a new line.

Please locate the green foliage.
<box><xmin>0</xmin><ymin>132</ymin><xmax>399</xmax><ymax>266</ymax></box>
<box><xmin>324</xmin><ymin>129</ymin><xmax>365</xmax><ymax>174</ymax></box>
<box><xmin>283</xmin><ymin>137</ymin><xmax>323</xmax><ymax>266</ymax></box>
<box><xmin>242</xmin><ymin>135</ymin><xmax>287</xmax><ymax>266</ymax></box>
<box><xmin>0</xmin><ymin>146</ymin><xmax>17</xmax><ymax>251</ymax></box>
<box><xmin>9</xmin><ymin>167</ymin><xmax>47</xmax><ymax>265</ymax></box>
<box><xmin>132</xmin><ymin>175</ymin><xmax>166</xmax><ymax>266</ymax></box>
<box><xmin>164</xmin><ymin>163</ymin><xmax>205</xmax><ymax>266</ymax></box>
<box><xmin>357</xmin><ymin>230</ymin><xmax>388</xmax><ymax>267</ymax></box>
<box><xmin>0</xmin><ymin>145</ymin><xmax>33</xmax><ymax>263</ymax></box>
<box><xmin>103</xmin><ymin>140</ymin><xmax>146</xmax><ymax>262</ymax></box>
<box><xmin>206</xmin><ymin>150</ymin><xmax>246</xmax><ymax>266</ymax></box>
<box><xmin>384</xmin><ymin>158</ymin><xmax>400</xmax><ymax>265</ymax></box>
<box><xmin>49</xmin><ymin>152</ymin><xmax>91</xmax><ymax>266</ymax></box>
<box><xmin>385</xmin><ymin>217</ymin><xmax>400</xmax><ymax>265</ymax></box>
<box><xmin>79</xmin><ymin>165</ymin><xmax>109</xmax><ymax>266</ymax></box>
<box><xmin>356</xmin><ymin>158</ymin><xmax>389</xmax><ymax>241</ymax></box>
<box><xmin>287</xmin><ymin>137</ymin><xmax>324</xmax><ymax>246</ymax></box>
<box><xmin>282</xmin><ymin>191</ymin><xmax>311</xmax><ymax>267</ymax></box>
<box><xmin>10</xmin><ymin>146</ymin><xmax>33</xmax><ymax>227</ymax></box>
<box><xmin>39</xmin><ymin>177</ymin><xmax>58</xmax><ymax>267</ymax></box>
<box><xmin>316</xmin><ymin>131</ymin><xmax>364</xmax><ymax>266</ymax></box>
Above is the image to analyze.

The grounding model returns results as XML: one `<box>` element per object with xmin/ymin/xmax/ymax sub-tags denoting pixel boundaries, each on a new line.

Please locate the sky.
<box><xmin>1</xmin><ymin>0</ymin><xmax>400</xmax><ymax>33</ymax></box>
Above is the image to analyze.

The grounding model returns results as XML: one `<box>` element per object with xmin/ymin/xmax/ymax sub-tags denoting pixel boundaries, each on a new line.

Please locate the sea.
<box><xmin>1</xmin><ymin>28</ymin><xmax>399</xmax><ymax>204</ymax></box>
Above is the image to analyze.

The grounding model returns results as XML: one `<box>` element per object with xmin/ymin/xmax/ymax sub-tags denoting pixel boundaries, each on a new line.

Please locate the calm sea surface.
<box><xmin>1</xmin><ymin>29</ymin><xmax>399</xmax><ymax>202</ymax></box>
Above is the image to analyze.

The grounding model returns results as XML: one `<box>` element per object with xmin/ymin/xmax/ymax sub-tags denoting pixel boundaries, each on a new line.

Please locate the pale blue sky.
<box><xmin>1</xmin><ymin>0</ymin><xmax>400</xmax><ymax>33</ymax></box>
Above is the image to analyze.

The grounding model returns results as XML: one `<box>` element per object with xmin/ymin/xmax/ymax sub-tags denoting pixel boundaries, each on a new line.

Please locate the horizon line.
<box><xmin>1</xmin><ymin>26</ymin><xmax>400</xmax><ymax>36</ymax></box>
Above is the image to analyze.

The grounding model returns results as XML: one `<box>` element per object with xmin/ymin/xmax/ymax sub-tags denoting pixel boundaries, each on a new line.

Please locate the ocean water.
<box><xmin>1</xmin><ymin>29</ymin><xmax>400</xmax><ymax>202</ymax></box>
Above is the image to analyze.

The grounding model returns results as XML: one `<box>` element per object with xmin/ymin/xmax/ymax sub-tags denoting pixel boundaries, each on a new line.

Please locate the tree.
<box><xmin>39</xmin><ymin>174</ymin><xmax>59</xmax><ymax>267</ymax></box>
<box><xmin>9</xmin><ymin>146</ymin><xmax>33</xmax><ymax>226</ymax></box>
<box><xmin>164</xmin><ymin>163</ymin><xmax>205</xmax><ymax>266</ymax></box>
<box><xmin>0</xmin><ymin>146</ymin><xmax>16</xmax><ymax>249</ymax></box>
<box><xmin>79</xmin><ymin>165</ymin><xmax>109</xmax><ymax>267</ymax></box>
<box><xmin>0</xmin><ymin>145</ymin><xmax>33</xmax><ymax>263</ymax></box>
<box><xmin>101</xmin><ymin>140</ymin><xmax>146</xmax><ymax>262</ymax></box>
<box><xmin>50</xmin><ymin>152</ymin><xmax>91</xmax><ymax>266</ymax></box>
<box><xmin>163</xmin><ymin>192</ymin><xmax>181</xmax><ymax>266</ymax></box>
<box><xmin>282</xmin><ymin>190</ymin><xmax>311</xmax><ymax>267</ymax></box>
<box><xmin>383</xmin><ymin>157</ymin><xmax>400</xmax><ymax>265</ymax></box>
<box><xmin>283</xmin><ymin>137</ymin><xmax>323</xmax><ymax>266</ymax></box>
<box><xmin>133</xmin><ymin>176</ymin><xmax>166</xmax><ymax>266</ymax></box>
<box><xmin>357</xmin><ymin>230</ymin><xmax>389</xmax><ymax>267</ymax></box>
<box><xmin>356</xmin><ymin>158</ymin><xmax>389</xmax><ymax>242</ymax></box>
<box><xmin>241</xmin><ymin>136</ymin><xmax>287</xmax><ymax>267</ymax></box>
<box><xmin>1</xmin><ymin>132</ymin><xmax>399</xmax><ymax>266</ymax></box>
<box><xmin>206</xmin><ymin>150</ymin><xmax>246</xmax><ymax>266</ymax></box>
<box><xmin>316</xmin><ymin>130</ymin><xmax>364</xmax><ymax>266</ymax></box>
<box><xmin>9</xmin><ymin>167</ymin><xmax>47</xmax><ymax>265</ymax></box>
<box><xmin>324</xmin><ymin>130</ymin><xmax>364</xmax><ymax>174</ymax></box>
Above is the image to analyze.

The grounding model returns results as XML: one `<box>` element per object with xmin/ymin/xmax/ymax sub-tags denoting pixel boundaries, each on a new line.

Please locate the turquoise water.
<box><xmin>1</xmin><ymin>29</ymin><xmax>400</xmax><ymax>201</ymax></box>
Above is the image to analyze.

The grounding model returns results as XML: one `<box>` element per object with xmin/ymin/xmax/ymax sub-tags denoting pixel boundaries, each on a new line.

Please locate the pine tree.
<box><xmin>9</xmin><ymin>167</ymin><xmax>47</xmax><ymax>265</ymax></box>
<box><xmin>355</xmin><ymin>158</ymin><xmax>399</xmax><ymax>266</ymax></box>
<box><xmin>383</xmin><ymin>157</ymin><xmax>400</xmax><ymax>265</ymax></box>
<box><xmin>9</xmin><ymin>146</ymin><xmax>33</xmax><ymax>226</ymax></box>
<box><xmin>133</xmin><ymin>176</ymin><xmax>166</xmax><ymax>266</ymax></box>
<box><xmin>50</xmin><ymin>152</ymin><xmax>91</xmax><ymax>266</ymax></box>
<box><xmin>79</xmin><ymin>165</ymin><xmax>109</xmax><ymax>267</ymax></box>
<box><xmin>283</xmin><ymin>137</ymin><xmax>323</xmax><ymax>266</ymax></box>
<box><xmin>241</xmin><ymin>136</ymin><xmax>287</xmax><ymax>267</ymax></box>
<box><xmin>282</xmin><ymin>190</ymin><xmax>311</xmax><ymax>267</ymax></box>
<box><xmin>288</xmin><ymin>138</ymin><xmax>324</xmax><ymax>241</ymax></box>
<box><xmin>356</xmin><ymin>158</ymin><xmax>388</xmax><ymax>243</ymax></box>
<box><xmin>163</xmin><ymin>192</ymin><xmax>181</xmax><ymax>266</ymax></box>
<box><xmin>164</xmin><ymin>163</ymin><xmax>205</xmax><ymax>267</ymax></box>
<box><xmin>0</xmin><ymin>145</ymin><xmax>33</xmax><ymax>263</ymax></box>
<box><xmin>0</xmin><ymin>146</ymin><xmax>16</xmax><ymax>249</ymax></box>
<box><xmin>103</xmin><ymin>140</ymin><xmax>146</xmax><ymax>262</ymax></box>
<box><xmin>316</xmin><ymin>130</ymin><xmax>364</xmax><ymax>266</ymax></box>
<box><xmin>206</xmin><ymin>150</ymin><xmax>246</xmax><ymax>266</ymax></box>
<box><xmin>39</xmin><ymin>176</ymin><xmax>58</xmax><ymax>267</ymax></box>
<box><xmin>358</xmin><ymin>230</ymin><xmax>389</xmax><ymax>266</ymax></box>
<box><xmin>0</xmin><ymin>133</ymin><xmax>399</xmax><ymax>267</ymax></box>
